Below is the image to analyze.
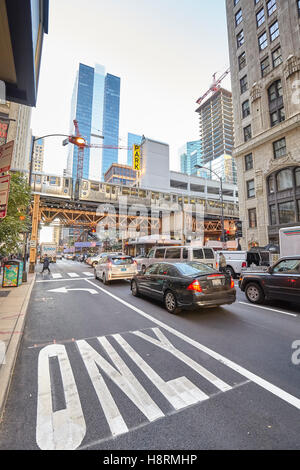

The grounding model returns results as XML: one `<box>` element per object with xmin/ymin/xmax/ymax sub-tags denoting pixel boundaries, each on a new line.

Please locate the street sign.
<box><xmin>30</xmin><ymin>240</ymin><xmax>37</xmax><ymax>248</ymax></box>
<box><xmin>0</xmin><ymin>174</ymin><xmax>10</xmax><ymax>219</ymax></box>
<box><xmin>133</xmin><ymin>145</ymin><xmax>141</xmax><ymax>171</ymax></box>
<box><xmin>0</xmin><ymin>140</ymin><xmax>14</xmax><ymax>173</ymax></box>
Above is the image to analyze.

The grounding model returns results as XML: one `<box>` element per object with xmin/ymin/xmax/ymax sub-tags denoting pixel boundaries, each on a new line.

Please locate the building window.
<box><xmin>235</xmin><ymin>9</ymin><xmax>243</xmax><ymax>26</ymax></box>
<box><xmin>278</xmin><ymin>201</ymin><xmax>296</xmax><ymax>224</ymax></box>
<box><xmin>256</xmin><ymin>8</ymin><xmax>265</xmax><ymax>27</ymax></box>
<box><xmin>268</xmin><ymin>80</ymin><xmax>284</xmax><ymax>127</ymax></box>
<box><xmin>245</xmin><ymin>153</ymin><xmax>253</xmax><ymax>171</ymax></box>
<box><xmin>272</xmin><ymin>47</ymin><xmax>282</xmax><ymax>68</ymax></box>
<box><xmin>244</xmin><ymin>125</ymin><xmax>252</xmax><ymax>142</ymax></box>
<box><xmin>273</xmin><ymin>138</ymin><xmax>286</xmax><ymax>159</ymax></box>
<box><xmin>242</xmin><ymin>100</ymin><xmax>250</xmax><ymax>118</ymax></box>
<box><xmin>249</xmin><ymin>208</ymin><xmax>257</xmax><ymax>228</ymax></box>
<box><xmin>270</xmin><ymin>107</ymin><xmax>285</xmax><ymax>127</ymax></box>
<box><xmin>270</xmin><ymin>205</ymin><xmax>277</xmax><ymax>225</ymax></box>
<box><xmin>238</xmin><ymin>51</ymin><xmax>246</xmax><ymax>70</ymax></box>
<box><xmin>267</xmin><ymin>0</ymin><xmax>277</xmax><ymax>16</ymax></box>
<box><xmin>237</xmin><ymin>30</ymin><xmax>244</xmax><ymax>48</ymax></box>
<box><xmin>234</xmin><ymin>0</ymin><xmax>240</xmax><ymax>5</ymax></box>
<box><xmin>240</xmin><ymin>75</ymin><xmax>248</xmax><ymax>93</ymax></box>
<box><xmin>270</xmin><ymin>21</ymin><xmax>279</xmax><ymax>42</ymax></box>
<box><xmin>258</xmin><ymin>31</ymin><xmax>268</xmax><ymax>50</ymax></box>
<box><xmin>277</xmin><ymin>168</ymin><xmax>293</xmax><ymax>191</ymax></box>
<box><xmin>247</xmin><ymin>179</ymin><xmax>255</xmax><ymax>198</ymax></box>
<box><xmin>261</xmin><ymin>56</ymin><xmax>270</xmax><ymax>77</ymax></box>
<box><xmin>296</xmin><ymin>168</ymin><xmax>300</xmax><ymax>186</ymax></box>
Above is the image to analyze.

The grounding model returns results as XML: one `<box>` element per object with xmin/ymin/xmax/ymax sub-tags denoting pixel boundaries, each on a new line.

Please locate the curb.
<box><xmin>0</xmin><ymin>274</ymin><xmax>36</xmax><ymax>422</ymax></box>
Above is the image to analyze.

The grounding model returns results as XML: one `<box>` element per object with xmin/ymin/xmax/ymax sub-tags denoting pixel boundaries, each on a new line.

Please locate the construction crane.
<box><xmin>196</xmin><ymin>68</ymin><xmax>230</xmax><ymax>106</ymax></box>
<box><xmin>70</xmin><ymin>120</ymin><xmax>132</xmax><ymax>180</ymax></box>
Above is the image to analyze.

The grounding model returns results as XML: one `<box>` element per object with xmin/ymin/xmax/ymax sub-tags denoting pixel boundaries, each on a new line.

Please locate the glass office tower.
<box><xmin>127</xmin><ymin>133</ymin><xmax>142</xmax><ymax>167</ymax></box>
<box><xmin>67</xmin><ymin>64</ymin><xmax>120</xmax><ymax>182</ymax></box>
<box><xmin>179</xmin><ymin>140</ymin><xmax>205</xmax><ymax>177</ymax></box>
<box><xmin>101</xmin><ymin>74</ymin><xmax>121</xmax><ymax>179</ymax></box>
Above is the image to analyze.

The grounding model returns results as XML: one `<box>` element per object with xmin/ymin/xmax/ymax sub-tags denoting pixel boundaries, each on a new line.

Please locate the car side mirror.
<box><xmin>268</xmin><ymin>266</ymin><xmax>273</xmax><ymax>274</ymax></box>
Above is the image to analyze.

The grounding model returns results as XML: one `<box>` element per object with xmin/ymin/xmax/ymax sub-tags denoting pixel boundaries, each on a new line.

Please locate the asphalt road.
<box><xmin>0</xmin><ymin>259</ymin><xmax>299</xmax><ymax>450</ymax></box>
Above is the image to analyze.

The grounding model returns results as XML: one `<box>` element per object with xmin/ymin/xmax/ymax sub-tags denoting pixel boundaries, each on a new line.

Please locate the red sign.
<box><xmin>0</xmin><ymin>174</ymin><xmax>10</xmax><ymax>219</ymax></box>
<box><xmin>0</xmin><ymin>120</ymin><xmax>9</xmax><ymax>146</ymax></box>
<box><xmin>0</xmin><ymin>140</ymin><xmax>14</xmax><ymax>173</ymax></box>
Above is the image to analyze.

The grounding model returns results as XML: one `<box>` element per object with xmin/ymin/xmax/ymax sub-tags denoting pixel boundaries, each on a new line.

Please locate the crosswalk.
<box><xmin>40</xmin><ymin>271</ymin><xmax>94</xmax><ymax>279</ymax></box>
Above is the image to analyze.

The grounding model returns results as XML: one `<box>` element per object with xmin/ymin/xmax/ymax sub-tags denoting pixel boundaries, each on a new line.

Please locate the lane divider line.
<box><xmin>238</xmin><ymin>301</ymin><xmax>298</xmax><ymax>318</ymax></box>
<box><xmin>84</xmin><ymin>278</ymin><xmax>300</xmax><ymax>411</ymax></box>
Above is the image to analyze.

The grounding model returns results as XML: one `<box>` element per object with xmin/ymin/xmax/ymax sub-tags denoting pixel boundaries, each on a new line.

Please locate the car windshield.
<box><xmin>175</xmin><ymin>262</ymin><xmax>216</xmax><ymax>276</ymax></box>
<box><xmin>110</xmin><ymin>257</ymin><xmax>134</xmax><ymax>265</ymax></box>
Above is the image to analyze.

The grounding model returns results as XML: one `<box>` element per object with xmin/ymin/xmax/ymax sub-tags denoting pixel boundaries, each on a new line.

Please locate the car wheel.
<box><xmin>131</xmin><ymin>280</ymin><xmax>140</xmax><ymax>297</ymax></box>
<box><xmin>94</xmin><ymin>268</ymin><xmax>98</xmax><ymax>280</ymax></box>
<box><xmin>225</xmin><ymin>266</ymin><xmax>235</xmax><ymax>278</ymax></box>
<box><xmin>245</xmin><ymin>282</ymin><xmax>265</xmax><ymax>304</ymax></box>
<box><xmin>164</xmin><ymin>290</ymin><xmax>181</xmax><ymax>314</ymax></box>
<box><xmin>103</xmin><ymin>273</ymin><xmax>110</xmax><ymax>285</ymax></box>
<box><xmin>92</xmin><ymin>261</ymin><xmax>98</xmax><ymax>268</ymax></box>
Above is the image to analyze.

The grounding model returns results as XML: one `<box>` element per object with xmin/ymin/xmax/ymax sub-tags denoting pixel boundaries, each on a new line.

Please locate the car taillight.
<box><xmin>187</xmin><ymin>280</ymin><xmax>202</xmax><ymax>293</ymax></box>
<box><xmin>230</xmin><ymin>277</ymin><xmax>234</xmax><ymax>289</ymax></box>
<box><xmin>242</xmin><ymin>262</ymin><xmax>247</xmax><ymax>268</ymax></box>
<box><xmin>216</xmin><ymin>262</ymin><xmax>219</xmax><ymax>269</ymax></box>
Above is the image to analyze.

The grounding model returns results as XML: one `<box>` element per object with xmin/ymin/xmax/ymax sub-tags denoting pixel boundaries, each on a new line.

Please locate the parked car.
<box><xmin>131</xmin><ymin>261</ymin><xmax>236</xmax><ymax>314</ymax></box>
<box><xmin>95</xmin><ymin>255</ymin><xmax>138</xmax><ymax>284</ymax></box>
<box><xmin>135</xmin><ymin>246</ymin><xmax>217</xmax><ymax>273</ymax></box>
<box><xmin>88</xmin><ymin>252</ymin><xmax>123</xmax><ymax>268</ymax></box>
<box><xmin>239</xmin><ymin>256</ymin><xmax>300</xmax><ymax>304</ymax></box>
<box><xmin>65</xmin><ymin>254</ymin><xmax>74</xmax><ymax>260</ymax></box>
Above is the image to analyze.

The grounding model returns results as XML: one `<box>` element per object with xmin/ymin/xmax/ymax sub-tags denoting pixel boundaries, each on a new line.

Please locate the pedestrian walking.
<box><xmin>219</xmin><ymin>252</ymin><xmax>227</xmax><ymax>273</ymax></box>
<box><xmin>41</xmin><ymin>255</ymin><xmax>51</xmax><ymax>274</ymax></box>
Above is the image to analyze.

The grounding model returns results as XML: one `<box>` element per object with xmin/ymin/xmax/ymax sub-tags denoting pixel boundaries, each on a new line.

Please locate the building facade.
<box><xmin>195</xmin><ymin>88</ymin><xmax>236</xmax><ymax>184</ymax></box>
<box><xmin>67</xmin><ymin>64</ymin><xmax>120</xmax><ymax>182</ymax></box>
<box><xmin>104</xmin><ymin>163</ymin><xmax>137</xmax><ymax>186</ymax></box>
<box><xmin>101</xmin><ymin>74</ymin><xmax>121</xmax><ymax>179</ymax></box>
<box><xmin>226</xmin><ymin>0</ymin><xmax>300</xmax><ymax>248</ymax></box>
<box><xmin>31</xmin><ymin>137</ymin><xmax>44</xmax><ymax>173</ymax></box>
<box><xmin>179</xmin><ymin>140</ymin><xmax>203</xmax><ymax>176</ymax></box>
<box><xmin>0</xmin><ymin>100</ymin><xmax>32</xmax><ymax>171</ymax></box>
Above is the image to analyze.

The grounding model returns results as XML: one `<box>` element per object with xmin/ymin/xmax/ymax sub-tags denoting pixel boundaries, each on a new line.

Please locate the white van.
<box><xmin>136</xmin><ymin>246</ymin><xmax>217</xmax><ymax>272</ymax></box>
<box><xmin>216</xmin><ymin>251</ymin><xmax>248</xmax><ymax>278</ymax></box>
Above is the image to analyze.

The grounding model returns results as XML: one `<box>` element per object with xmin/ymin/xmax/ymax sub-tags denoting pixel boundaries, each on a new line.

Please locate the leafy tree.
<box><xmin>0</xmin><ymin>173</ymin><xmax>31</xmax><ymax>257</ymax></box>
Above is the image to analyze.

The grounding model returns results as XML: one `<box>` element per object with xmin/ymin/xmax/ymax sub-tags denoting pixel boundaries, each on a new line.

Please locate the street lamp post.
<box><xmin>194</xmin><ymin>165</ymin><xmax>225</xmax><ymax>243</ymax></box>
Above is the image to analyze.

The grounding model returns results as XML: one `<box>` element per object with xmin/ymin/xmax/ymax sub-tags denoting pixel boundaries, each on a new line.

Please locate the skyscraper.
<box><xmin>195</xmin><ymin>88</ymin><xmax>236</xmax><ymax>184</ymax></box>
<box><xmin>67</xmin><ymin>64</ymin><xmax>120</xmax><ymax>182</ymax></box>
<box><xmin>101</xmin><ymin>74</ymin><xmax>121</xmax><ymax>179</ymax></box>
<box><xmin>226</xmin><ymin>0</ymin><xmax>300</xmax><ymax>248</ymax></box>
<box><xmin>179</xmin><ymin>140</ymin><xmax>203</xmax><ymax>176</ymax></box>
<box><xmin>32</xmin><ymin>138</ymin><xmax>45</xmax><ymax>173</ymax></box>
<box><xmin>127</xmin><ymin>133</ymin><xmax>142</xmax><ymax>167</ymax></box>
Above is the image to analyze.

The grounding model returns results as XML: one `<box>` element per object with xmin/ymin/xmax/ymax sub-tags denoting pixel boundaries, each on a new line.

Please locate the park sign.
<box><xmin>0</xmin><ymin>140</ymin><xmax>14</xmax><ymax>173</ymax></box>
<box><xmin>133</xmin><ymin>145</ymin><xmax>141</xmax><ymax>171</ymax></box>
<box><xmin>0</xmin><ymin>173</ymin><xmax>11</xmax><ymax>219</ymax></box>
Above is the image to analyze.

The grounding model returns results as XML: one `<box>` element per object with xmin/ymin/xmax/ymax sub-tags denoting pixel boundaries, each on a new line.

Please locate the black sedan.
<box><xmin>131</xmin><ymin>261</ymin><xmax>236</xmax><ymax>314</ymax></box>
<box><xmin>239</xmin><ymin>256</ymin><xmax>300</xmax><ymax>305</ymax></box>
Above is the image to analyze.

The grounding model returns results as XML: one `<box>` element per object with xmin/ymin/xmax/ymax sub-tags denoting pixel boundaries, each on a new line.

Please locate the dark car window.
<box><xmin>175</xmin><ymin>262</ymin><xmax>215</xmax><ymax>276</ymax></box>
<box><xmin>145</xmin><ymin>264</ymin><xmax>159</xmax><ymax>275</ymax></box>
<box><xmin>193</xmin><ymin>249</ymin><xmax>204</xmax><ymax>260</ymax></box>
<box><xmin>157</xmin><ymin>264</ymin><xmax>169</xmax><ymax>275</ymax></box>
<box><xmin>165</xmin><ymin>248</ymin><xmax>181</xmax><ymax>259</ymax></box>
<box><xmin>166</xmin><ymin>265</ymin><xmax>179</xmax><ymax>277</ymax></box>
<box><xmin>148</xmin><ymin>249</ymin><xmax>155</xmax><ymax>259</ymax></box>
<box><xmin>182</xmin><ymin>248</ymin><xmax>188</xmax><ymax>260</ymax></box>
<box><xmin>203</xmin><ymin>248</ymin><xmax>215</xmax><ymax>259</ymax></box>
<box><xmin>273</xmin><ymin>259</ymin><xmax>300</xmax><ymax>274</ymax></box>
<box><xmin>155</xmin><ymin>248</ymin><xmax>166</xmax><ymax>259</ymax></box>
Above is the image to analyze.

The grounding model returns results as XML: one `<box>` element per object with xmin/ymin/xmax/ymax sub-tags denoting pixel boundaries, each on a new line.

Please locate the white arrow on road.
<box><xmin>48</xmin><ymin>287</ymin><xmax>99</xmax><ymax>295</ymax></box>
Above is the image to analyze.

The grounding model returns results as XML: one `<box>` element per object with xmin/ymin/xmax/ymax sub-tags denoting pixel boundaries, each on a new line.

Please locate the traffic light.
<box><xmin>68</xmin><ymin>136</ymin><xmax>86</xmax><ymax>147</ymax></box>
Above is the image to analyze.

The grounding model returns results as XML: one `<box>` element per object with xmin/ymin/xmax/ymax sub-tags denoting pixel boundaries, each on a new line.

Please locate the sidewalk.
<box><xmin>0</xmin><ymin>273</ymin><xmax>36</xmax><ymax>421</ymax></box>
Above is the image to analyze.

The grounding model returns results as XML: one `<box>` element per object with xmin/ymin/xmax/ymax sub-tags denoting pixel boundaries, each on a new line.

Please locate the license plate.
<box><xmin>121</xmin><ymin>267</ymin><xmax>127</xmax><ymax>272</ymax></box>
<box><xmin>212</xmin><ymin>279</ymin><xmax>222</xmax><ymax>286</ymax></box>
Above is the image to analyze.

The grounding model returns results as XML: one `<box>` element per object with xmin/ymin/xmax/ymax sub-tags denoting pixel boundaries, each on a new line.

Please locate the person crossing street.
<box><xmin>41</xmin><ymin>255</ymin><xmax>51</xmax><ymax>274</ymax></box>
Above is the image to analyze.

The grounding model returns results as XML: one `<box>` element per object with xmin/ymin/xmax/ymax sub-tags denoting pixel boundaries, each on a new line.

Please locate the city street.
<box><xmin>0</xmin><ymin>259</ymin><xmax>299</xmax><ymax>450</ymax></box>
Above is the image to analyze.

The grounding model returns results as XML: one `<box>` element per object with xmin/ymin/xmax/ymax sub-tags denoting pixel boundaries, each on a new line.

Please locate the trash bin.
<box><xmin>2</xmin><ymin>260</ymin><xmax>23</xmax><ymax>287</ymax></box>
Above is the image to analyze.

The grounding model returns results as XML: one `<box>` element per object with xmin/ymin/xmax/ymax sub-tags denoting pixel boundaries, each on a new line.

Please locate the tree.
<box><xmin>0</xmin><ymin>173</ymin><xmax>31</xmax><ymax>257</ymax></box>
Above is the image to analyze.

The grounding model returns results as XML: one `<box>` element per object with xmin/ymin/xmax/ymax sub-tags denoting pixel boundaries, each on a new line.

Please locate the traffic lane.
<box><xmin>24</xmin><ymin>277</ymin><xmax>156</xmax><ymax>346</ymax></box>
<box><xmin>91</xmin><ymin>279</ymin><xmax>300</xmax><ymax>401</ymax></box>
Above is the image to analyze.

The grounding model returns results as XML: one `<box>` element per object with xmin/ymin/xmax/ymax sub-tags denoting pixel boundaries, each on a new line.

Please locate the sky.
<box><xmin>31</xmin><ymin>0</ymin><xmax>231</xmax><ymax>175</ymax></box>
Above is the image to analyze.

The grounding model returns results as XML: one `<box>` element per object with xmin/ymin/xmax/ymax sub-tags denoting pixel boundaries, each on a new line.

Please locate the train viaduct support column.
<box><xmin>29</xmin><ymin>194</ymin><xmax>40</xmax><ymax>273</ymax></box>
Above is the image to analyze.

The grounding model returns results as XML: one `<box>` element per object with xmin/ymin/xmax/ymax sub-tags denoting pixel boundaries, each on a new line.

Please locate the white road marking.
<box><xmin>114</xmin><ymin>333</ymin><xmax>209</xmax><ymax>410</ymax></box>
<box><xmin>85</xmin><ymin>278</ymin><xmax>300</xmax><ymax>410</ymax></box>
<box><xmin>36</xmin><ymin>278</ymin><xmax>88</xmax><ymax>283</ymax></box>
<box><xmin>52</xmin><ymin>273</ymin><xmax>62</xmax><ymax>279</ymax></box>
<box><xmin>76</xmin><ymin>337</ymin><xmax>164</xmax><ymax>436</ymax></box>
<box><xmin>67</xmin><ymin>273</ymin><xmax>80</xmax><ymax>278</ymax></box>
<box><xmin>36</xmin><ymin>344</ymin><xmax>86</xmax><ymax>450</ymax></box>
<box><xmin>83</xmin><ymin>272</ymin><xmax>93</xmax><ymax>277</ymax></box>
<box><xmin>48</xmin><ymin>287</ymin><xmax>98</xmax><ymax>295</ymax></box>
<box><xmin>238</xmin><ymin>301</ymin><xmax>298</xmax><ymax>318</ymax></box>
